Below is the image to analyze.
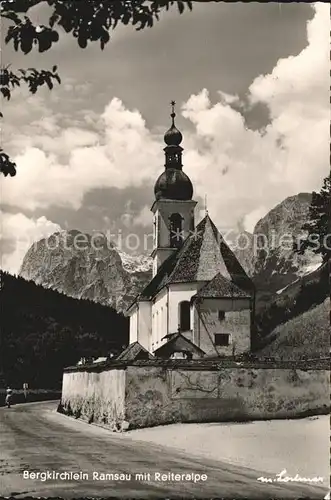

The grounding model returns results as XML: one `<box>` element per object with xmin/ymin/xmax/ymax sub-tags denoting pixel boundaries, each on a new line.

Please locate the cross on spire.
<box><xmin>170</xmin><ymin>100</ymin><xmax>176</xmax><ymax>125</ymax></box>
<box><xmin>163</xmin><ymin>100</ymin><xmax>184</xmax><ymax>167</ymax></box>
<box><xmin>204</xmin><ymin>194</ymin><xmax>208</xmax><ymax>215</ymax></box>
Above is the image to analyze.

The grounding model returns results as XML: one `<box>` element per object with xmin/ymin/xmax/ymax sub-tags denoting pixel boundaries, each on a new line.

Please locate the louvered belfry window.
<box><xmin>169</xmin><ymin>213</ymin><xmax>183</xmax><ymax>248</ymax></box>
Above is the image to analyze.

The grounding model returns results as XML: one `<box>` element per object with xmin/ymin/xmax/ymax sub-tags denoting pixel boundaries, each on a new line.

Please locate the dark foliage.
<box><xmin>0</xmin><ymin>0</ymin><xmax>192</xmax><ymax>177</ymax></box>
<box><xmin>2</xmin><ymin>1</ymin><xmax>192</xmax><ymax>52</ymax></box>
<box><xmin>0</xmin><ymin>65</ymin><xmax>61</xmax><ymax>176</ymax></box>
<box><xmin>296</xmin><ymin>173</ymin><xmax>331</xmax><ymax>264</ymax></box>
<box><xmin>0</xmin><ymin>271</ymin><xmax>129</xmax><ymax>388</ymax></box>
<box><xmin>0</xmin><ymin>148</ymin><xmax>17</xmax><ymax>177</ymax></box>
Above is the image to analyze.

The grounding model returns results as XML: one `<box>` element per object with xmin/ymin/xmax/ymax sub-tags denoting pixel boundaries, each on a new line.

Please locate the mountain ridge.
<box><xmin>19</xmin><ymin>192</ymin><xmax>323</xmax><ymax>319</ymax></box>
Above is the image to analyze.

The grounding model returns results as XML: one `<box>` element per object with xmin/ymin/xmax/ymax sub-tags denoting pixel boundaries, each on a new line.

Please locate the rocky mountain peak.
<box><xmin>251</xmin><ymin>192</ymin><xmax>321</xmax><ymax>292</ymax></box>
<box><xmin>19</xmin><ymin>229</ymin><xmax>152</xmax><ymax>313</ymax></box>
<box><xmin>253</xmin><ymin>192</ymin><xmax>312</xmax><ymax>236</ymax></box>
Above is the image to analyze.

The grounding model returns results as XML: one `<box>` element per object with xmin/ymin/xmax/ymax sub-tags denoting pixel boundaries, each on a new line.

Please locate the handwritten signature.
<box><xmin>257</xmin><ymin>469</ymin><xmax>324</xmax><ymax>484</ymax></box>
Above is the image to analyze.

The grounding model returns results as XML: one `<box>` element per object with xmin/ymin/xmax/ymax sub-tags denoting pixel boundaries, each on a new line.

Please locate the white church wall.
<box><xmin>137</xmin><ymin>301</ymin><xmax>152</xmax><ymax>351</ymax></box>
<box><xmin>190</xmin><ymin>305</ymin><xmax>195</xmax><ymax>341</ymax></box>
<box><xmin>151</xmin><ymin>288</ymin><xmax>168</xmax><ymax>351</ymax></box>
<box><xmin>129</xmin><ymin>307</ymin><xmax>138</xmax><ymax>344</ymax></box>
<box><xmin>168</xmin><ymin>283</ymin><xmax>199</xmax><ymax>334</ymax></box>
<box><xmin>152</xmin><ymin>200</ymin><xmax>197</xmax><ymax>248</ymax></box>
<box><xmin>155</xmin><ymin>208</ymin><xmax>168</xmax><ymax>248</ymax></box>
<box><xmin>152</xmin><ymin>248</ymin><xmax>175</xmax><ymax>276</ymax></box>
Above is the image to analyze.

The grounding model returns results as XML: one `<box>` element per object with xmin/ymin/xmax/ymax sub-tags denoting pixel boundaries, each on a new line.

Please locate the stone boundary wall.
<box><xmin>125</xmin><ymin>366</ymin><xmax>329</xmax><ymax>428</ymax></box>
<box><xmin>60</xmin><ymin>360</ymin><xmax>330</xmax><ymax>430</ymax></box>
<box><xmin>60</xmin><ymin>367</ymin><xmax>126</xmax><ymax>431</ymax></box>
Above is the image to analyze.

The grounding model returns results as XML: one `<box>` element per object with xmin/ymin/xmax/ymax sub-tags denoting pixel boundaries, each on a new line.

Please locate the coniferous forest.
<box><xmin>0</xmin><ymin>271</ymin><xmax>129</xmax><ymax>389</ymax></box>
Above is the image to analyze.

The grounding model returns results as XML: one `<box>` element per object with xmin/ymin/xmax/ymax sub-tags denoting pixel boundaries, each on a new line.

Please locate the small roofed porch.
<box><xmin>153</xmin><ymin>332</ymin><xmax>205</xmax><ymax>360</ymax></box>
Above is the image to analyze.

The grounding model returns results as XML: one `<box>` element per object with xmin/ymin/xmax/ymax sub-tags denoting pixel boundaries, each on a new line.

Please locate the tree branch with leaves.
<box><xmin>0</xmin><ymin>0</ymin><xmax>193</xmax><ymax>177</ymax></box>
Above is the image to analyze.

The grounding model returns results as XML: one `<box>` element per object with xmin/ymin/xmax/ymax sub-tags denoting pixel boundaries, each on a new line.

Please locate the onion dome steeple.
<box><xmin>164</xmin><ymin>100</ymin><xmax>183</xmax><ymax>147</ymax></box>
<box><xmin>154</xmin><ymin>101</ymin><xmax>193</xmax><ymax>201</ymax></box>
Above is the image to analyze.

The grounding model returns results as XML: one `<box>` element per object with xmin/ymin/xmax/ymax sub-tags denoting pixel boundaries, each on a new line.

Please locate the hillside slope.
<box><xmin>258</xmin><ymin>299</ymin><xmax>330</xmax><ymax>360</ymax></box>
<box><xmin>255</xmin><ymin>262</ymin><xmax>329</xmax><ymax>340</ymax></box>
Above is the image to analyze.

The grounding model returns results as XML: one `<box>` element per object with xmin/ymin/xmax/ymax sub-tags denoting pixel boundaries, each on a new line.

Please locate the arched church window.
<box><xmin>179</xmin><ymin>301</ymin><xmax>191</xmax><ymax>331</ymax></box>
<box><xmin>169</xmin><ymin>213</ymin><xmax>183</xmax><ymax>248</ymax></box>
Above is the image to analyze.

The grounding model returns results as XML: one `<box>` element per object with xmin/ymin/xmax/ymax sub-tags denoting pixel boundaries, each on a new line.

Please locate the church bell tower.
<box><xmin>151</xmin><ymin>101</ymin><xmax>197</xmax><ymax>277</ymax></box>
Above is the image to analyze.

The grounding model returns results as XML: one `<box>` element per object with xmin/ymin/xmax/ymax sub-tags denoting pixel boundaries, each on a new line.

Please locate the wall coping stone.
<box><xmin>63</xmin><ymin>357</ymin><xmax>330</xmax><ymax>373</ymax></box>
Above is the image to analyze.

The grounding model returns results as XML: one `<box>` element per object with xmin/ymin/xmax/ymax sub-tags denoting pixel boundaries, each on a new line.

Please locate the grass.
<box><xmin>258</xmin><ymin>299</ymin><xmax>330</xmax><ymax>360</ymax></box>
<box><xmin>0</xmin><ymin>388</ymin><xmax>61</xmax><ymax>407</ymax></box>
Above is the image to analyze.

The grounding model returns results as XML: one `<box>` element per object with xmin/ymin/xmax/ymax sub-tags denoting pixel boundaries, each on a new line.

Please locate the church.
<box><xmin>126</xmin><ymin>102</ymin><xmax>255</xmax><ymax>360</ymax></box>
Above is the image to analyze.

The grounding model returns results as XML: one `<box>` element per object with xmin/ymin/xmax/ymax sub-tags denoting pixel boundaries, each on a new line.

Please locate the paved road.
<box><xmin>0</xmin><ymin>401</ymin><xmax>326</xmax><ymax>498</ymax></box>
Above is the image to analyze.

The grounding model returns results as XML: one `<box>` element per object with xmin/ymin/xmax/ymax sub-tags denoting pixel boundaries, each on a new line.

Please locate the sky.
<box><xmin>0</xmin><ymin>2</ymin><xmax>329</xmax><ymax>273</ymax></box>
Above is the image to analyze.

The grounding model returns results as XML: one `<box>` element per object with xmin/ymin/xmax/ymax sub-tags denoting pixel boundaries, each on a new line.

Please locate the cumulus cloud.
<box><xmin>248</xmin><ymin>1</ymin><xmax>329</xmax><ymax>196</ymax></box>
<box><xmin>1</xmin><ymin>3</ymin><xmax>328</xmax><ymax>239</ymax></box>
<box><xmin>132</xmin><ymin>205</ymin><xmax>152</xmax><ymax>227</ymax></box>
<box><xmin>182</xmin><ymin>2</ymin><xmax>329</xmax><ymax>231</ymax></box>
<box><xmin>243</xmin><ymin>206</ymin><xmax>268</xmax><ymax>234</ymax></box>
<box><xmin>218</xmin><ymin>91</ymin><xmax>242</xmax><ymax>106</ymax></box>
<box><xmin>0</xmin><ymin>212</ymin><xmax>61</xmax><ymax>273</ymax></box>
<box><xmin>2</xmin><ymin>98</ymin><xmax>161</xmax><ymax>211</ymax></box>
